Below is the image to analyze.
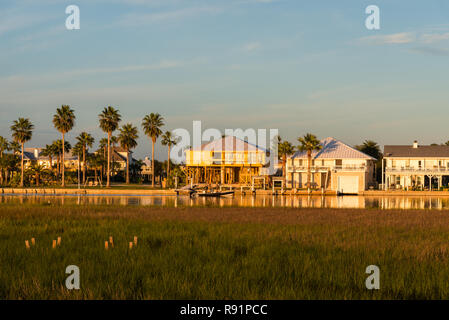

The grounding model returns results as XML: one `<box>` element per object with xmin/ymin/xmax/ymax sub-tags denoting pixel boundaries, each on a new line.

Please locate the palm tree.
<box><xmin>41</xmin><ymin>143</ymin><xmax>57</xmax><ymax>173</ymax></box>
<box><xmin>110</xmin><ymin>135</ymin><xmax>118</xmax><ymax>178</ymax></box>
<box><xmin>10</xmin><ymin>118</ymin><xmax>34</xmax><ymax>187</ymax></box>
<box><xmin>98</xmin><ymin>137</ymin><xmax>108</xmax><ymax>178</ymax></box>
<box><xmin>72</xmin><ymin>141</ymin><xmax>83</xmax><ymax>185</ymax></box>
<box><xmin>0</xmin><ymin>136</ymin><xmax>10</xmax><ymax>185</ymax></box>
<box><xmin>9</xmin><ymin>141</ymin><xmax>21</xmax><ymax>155</ymax></box>
<box><xmin>118</xmin><ymin>124</ymin><xmax>139</xmax><ymax>184</ymax></box>
<box><xmin>355</xmin><ymin>140</ymin><xmax>382</xmax><ymax>160</ymax></box>
<box><xmin>297</xmin><ymin>133</ymin><xmax>322</xmax><ymax>189</ymax></box>
<box><xmin>76</xmin><ymin>132</ymin><xmax>95</xmax><ymax>184</ymax></box>
<box><xmin>53</xmin><ymin>105</ymin><xmax>76</xmax><ymax>187</ymax></box>
<box><xmin>27</xmin><ymin>163</ymin><xmax>48</xmax><ymax>187</ymax></box>
<box><xmin>142</xmin><ymin>113</ymin><xmax>164</xmax><ymax>187</ymax></box>
<box><xmin>278</xmin><ymin>138</ymin><xmax>295</xmax><ymax>185</ymax></box>
<box><xmin>99</xmin><ymin>106</ymin><xmax>121</xmax><ymax>187</ymax></box>
<box><xmin>53</xmin><ymin>140</ymin><xmax>71</xmax><ymax>178</ymax></box>
<box><xmin>161</xmin><ymin>131</ymin><xmax>179</xmax><ymax>180</ymax></box>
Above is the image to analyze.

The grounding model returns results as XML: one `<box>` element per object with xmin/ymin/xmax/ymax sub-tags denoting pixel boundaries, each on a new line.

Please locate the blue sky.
<box><xmin>1</xmin><ymin>0</ymin><xmax>449</xmax><ymax>160</ymax></box>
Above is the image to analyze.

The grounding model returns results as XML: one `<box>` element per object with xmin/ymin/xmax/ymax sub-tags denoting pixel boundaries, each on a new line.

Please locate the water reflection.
<box><xmin>2</xmin><ymin>194</ymin><xmax>449</xmax><ymax>209</ymax></box>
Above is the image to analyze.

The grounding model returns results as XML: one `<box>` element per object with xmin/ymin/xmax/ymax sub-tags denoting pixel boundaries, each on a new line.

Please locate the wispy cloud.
<box><xmin>0</xmin><ymin>8</ymin><xmax>50</xmax><ymax>36</ymax></box>
<box><xmin>0</xmin><ymin>60</ymin><xmax>184</xmax><ymax>88</ymax></box>
<box><xmin>359</xmin><ymin>32</ymin><xmax>416</xmax><ymax>45</ymax></box>
<box><xmin>409</xmin><ymin>47</ymin><xmax>449</xmax><ymax>57</ymax></box>
<box><xmin>359</xmin><ymin>30</ymin><xmax>449</xmax><ymax>46</ymax></box>
<box><xmin>119</xmin><ymin>6</ymin><xmax>222</xmax><ymax>26</ymax></box>
<box><xmin>420</xmin><ymin>32</ymin><xmax>449</xmax><ymax>44</ymax></box>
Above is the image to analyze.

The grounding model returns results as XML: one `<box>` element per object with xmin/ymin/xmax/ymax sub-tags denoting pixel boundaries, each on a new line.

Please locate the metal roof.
<box><xmin>192</xmin><ymin>136</ymin><xmax>268</xmax><ymax>152</ymax></box>
<box><xmin>291</xmin><ymin>137</ymin><xmax>375</xmax><ymax>160</ymax></box>
<box><xmin>384</xmin><ymin>145</ymin><xmax>449</xmax><ymax>158</ymax></box>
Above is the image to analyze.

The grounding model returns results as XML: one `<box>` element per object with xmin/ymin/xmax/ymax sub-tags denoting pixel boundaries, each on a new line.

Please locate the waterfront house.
<box><xmin>286</xmin><ymin>137</ymin><xmax>376</xmax><ymax>194</ymax></box>
<box><xmin>383</xmin><ymin>141</ymin><xmax>449</xmax><ymax>190</ymax></box>
<box><xmin>23</xmin><ymin>148</ymin><xmax>78</xmax><ymax>170</ymax></box>
<box><xmin>184</xmin><ymin>136</ymin><xmax>269</xmax><ymax>185</ymax></box>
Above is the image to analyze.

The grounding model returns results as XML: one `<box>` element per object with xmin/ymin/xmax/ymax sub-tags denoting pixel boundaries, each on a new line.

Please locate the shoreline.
<box><xmin>3</xmin><ymin>187</ymin><xmax>449</xmax><ymax>197</ymax></box>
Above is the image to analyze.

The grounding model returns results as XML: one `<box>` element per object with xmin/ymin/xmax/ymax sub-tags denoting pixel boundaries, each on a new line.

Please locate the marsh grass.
<box><xmin>2</xmin><ymin>204</ymin><xmax>449</xmax><ymax>299</ymax></box>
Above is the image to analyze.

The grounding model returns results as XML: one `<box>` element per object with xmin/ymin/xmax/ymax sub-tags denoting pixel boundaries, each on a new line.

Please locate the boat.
<box><xmin>197</xmin><ymin>191</ymin><xmax>235</xmax><ymax>197</ymax></box>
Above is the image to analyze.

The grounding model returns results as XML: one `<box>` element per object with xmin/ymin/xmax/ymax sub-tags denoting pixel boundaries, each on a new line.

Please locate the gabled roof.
<box><xmin>192</xmin><ymin>136</ymin><xmax>268</xmax><ymax>152</ymax></box>
<box><xmin>23</xmin><ymin>147</ymin><xmax>78</xmax><ymax>161</ymax></box>
<box><xmin>384</xmin><ymin>145</ymin><xmax>449</xmax><ymax>158</ymax></box>
<box><xmin>291</xmin><ymin>137</ymin><xmax>375</xmax><ymax>160</ymax></box>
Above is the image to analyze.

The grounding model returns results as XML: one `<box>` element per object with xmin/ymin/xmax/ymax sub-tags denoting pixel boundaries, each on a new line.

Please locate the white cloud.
<box><xmin>420</xmin><ymin>32</ymin><xmax>449</xmax><ymax>44</ymax></box>
<box><xmin>359</xmin><ymin>32</ymin><xmax>416</xmax><ymax>45</ymax></box>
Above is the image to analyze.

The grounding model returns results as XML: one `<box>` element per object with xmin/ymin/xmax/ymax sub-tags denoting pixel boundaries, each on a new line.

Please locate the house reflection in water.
<box><xmin>2</xmin><ymin>194</ymin><xmax>449</xmax><ymax>210</ymax></box>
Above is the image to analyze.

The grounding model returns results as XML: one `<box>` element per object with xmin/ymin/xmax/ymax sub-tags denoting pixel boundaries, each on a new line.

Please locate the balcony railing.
<box><xmin>386</xmin><ymin>167</ymin><xmax>449</xmax><ymax>173</ymax></box>
<box><xmin>287</xmin><ymin>165</ymin><xmax>367</xmax><ymax>172</ymax></box>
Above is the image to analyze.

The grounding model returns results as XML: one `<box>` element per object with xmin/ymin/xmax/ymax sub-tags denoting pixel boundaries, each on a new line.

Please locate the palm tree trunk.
<box><xmin>20</xmin><ymin>143</ymin><xmax>24</xmax><ymax>187</ymax></box>
<box><xmin>167</xmin><ymin>145</ymin><xmax>170</xmax><ymax>180</ymax></box>
<box><xmin>62</xmin><ymin>133</ymin><xmax>65</xmax><ymax>187</ymax></box>
<box><xmin>82</xmin><ymin>146</ymin><xmax>86</xmax><ymax>183</ymax></box>
<box><xmin>57</xmin><ymin>155</ymin><xmax>60</xmax><ymax>178</ymax></box>
<box><xmin>151</xmin><ymin>139</ymin><xmax>155</xmax><ymax>188</ymax></box>
<box><xmin>107</xmin><ymin>132</ymin><xmax>111</xmax><ymax>187</ymax></box>
<box><xmin>126</xmin><ymin>150</ymin><xmax>130</xmax><ymax>184</ymax></box>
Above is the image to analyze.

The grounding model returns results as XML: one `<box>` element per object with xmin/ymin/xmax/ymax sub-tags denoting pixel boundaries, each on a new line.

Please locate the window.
<box><xmin>335</xmin><ymin>159</ymin><xmax>342</xmax><ymax>166</ymax></box>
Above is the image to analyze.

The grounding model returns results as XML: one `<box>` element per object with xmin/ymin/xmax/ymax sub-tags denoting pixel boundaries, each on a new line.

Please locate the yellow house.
<box><xmin>185</xmin><ymin>136</ymin><xmax>269</xmax><ymax>185</ymax></box>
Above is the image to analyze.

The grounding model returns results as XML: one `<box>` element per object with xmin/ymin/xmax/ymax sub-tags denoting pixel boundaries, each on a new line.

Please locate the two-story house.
<box><xmin>286</xmin><ymin>137</ymin><xmax>376</xmax><ymax>194</ymax></box>
<box><xmin>185</xmin><ymin>136</ymin><xmax>269</xmax><ymax>185</ymax></box>
<box><xmin>383</xmin><ymin>141</ymin><xmax>449</xmax><ymax>190</ymax></box>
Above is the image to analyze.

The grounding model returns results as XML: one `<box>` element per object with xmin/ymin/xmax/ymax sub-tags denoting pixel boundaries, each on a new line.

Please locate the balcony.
<box><xmin>386</xmin><ymin>166</ymin><xmax>449</xmax><ymax>174</ymax></box>
<box><xmin>287</xmin><ymin>165</ymin><xmax>367</xmax><ymax>172</ymax></box>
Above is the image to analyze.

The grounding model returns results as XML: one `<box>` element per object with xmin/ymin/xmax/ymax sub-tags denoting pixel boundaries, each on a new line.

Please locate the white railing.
<box><xmin>386</xmin><ymin>167</ymin><xmax>449</xmax><ymax>173</ymax></box>
<box><xmin>287</xmin><ymin>166</ymin><xmax>367</xmax><ymax>172</ymax></box>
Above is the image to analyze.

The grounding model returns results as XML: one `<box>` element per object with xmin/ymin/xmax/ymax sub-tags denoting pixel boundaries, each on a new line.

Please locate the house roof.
<box><xmin>384</xmin><ymin>145</ymin><xmax>449</xmax><ymax>158</ymax></box>
<box><xmin>291</xmin><ymin>137</ymin><xmax>375</xmax><ymax>160</ymax></box>
<box><xmin>23</xmin><ymin>148</ymin><xmax>81</xmax><ymax>161</ymax></box>
<box><xmin>192</xmin><ymin>136</ymin><xmax>268</xmax><ymax>152</ymax></box>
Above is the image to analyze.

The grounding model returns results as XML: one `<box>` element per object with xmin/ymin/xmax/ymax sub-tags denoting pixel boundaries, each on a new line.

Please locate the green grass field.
<box><xmin>1</xmin><ymin>203</ymin><xmax>449</xmax><ymax>299</ymax></box>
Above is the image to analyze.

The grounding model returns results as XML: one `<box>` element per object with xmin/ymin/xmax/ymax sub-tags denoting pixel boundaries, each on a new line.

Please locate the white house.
<box><xmin>383</xmin><ymin>141</ymin><xmax>449</xmax><ymax>190</ymax></box>
<box><xmin>286</xmin><ymin>137</ymin><xmax>376</xmax><ymax>194</ymax></box>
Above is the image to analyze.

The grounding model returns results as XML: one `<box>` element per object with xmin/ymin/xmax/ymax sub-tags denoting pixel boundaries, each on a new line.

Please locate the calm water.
<box><xmin>1</xmin><ymin>194</ymin><xmax>449</xmax><ymax>209</ymax></box>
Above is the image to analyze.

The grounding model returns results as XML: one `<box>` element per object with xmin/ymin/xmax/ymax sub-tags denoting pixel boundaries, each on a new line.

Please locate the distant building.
<box><xmin>185</xmin><ymin>136</ymin><xmax>269</xmax><ymax>185</ymax></box>
<box><xmin>141</xmin><ymin>157</ymin><xmax>153</xmax><ymax>176</ymax></box>
<box><xmin>286</xmin><ymin>137</ymin><xmax>376</xmax><ymax>194</ymax></box>
<box><xmin>22</xmin><ymin>146</ymin><xmax>134</xmax><ymax>172</ymax></box>
<box><xmin>383</xmin><ymin>140</ymin><xmax>449</xmax><ymax>190</ymax></box>
<box><xmin>23</xmin><ymin>148</ymin><xmax>78</xmax><ymax>169</ymax></box>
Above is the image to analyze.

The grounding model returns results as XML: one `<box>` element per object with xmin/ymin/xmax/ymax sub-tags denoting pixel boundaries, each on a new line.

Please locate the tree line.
<box><xmin>1</xmin><ymin>105</ymin><xmax>179</xmax><ymax>188</ymax></box>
